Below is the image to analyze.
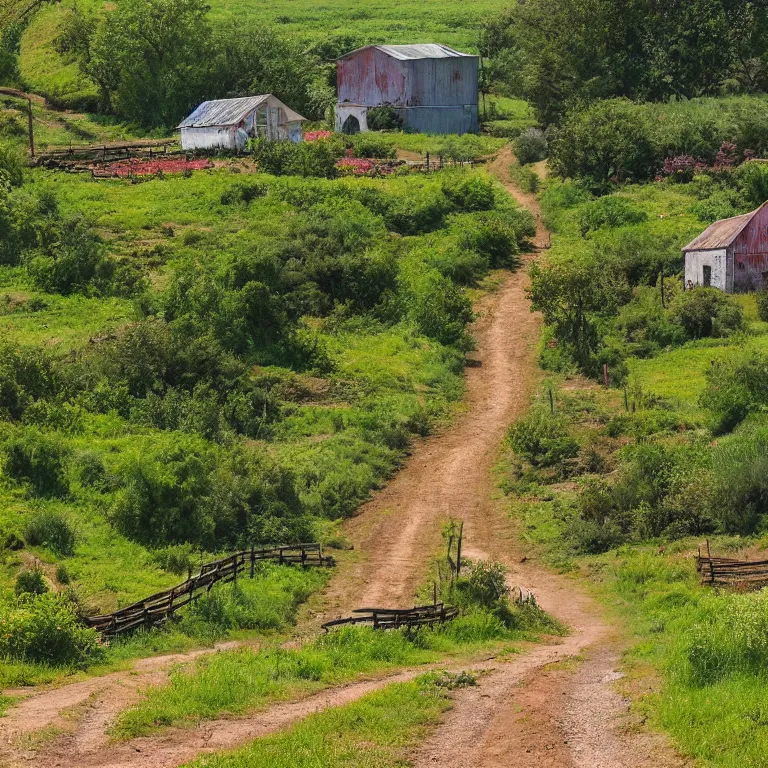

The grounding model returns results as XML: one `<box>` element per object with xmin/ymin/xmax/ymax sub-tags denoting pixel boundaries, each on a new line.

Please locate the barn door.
<box><xmin>702</xmin><ymin>265</ymin><xmax>712</xmax><ymax>287</ymax></box>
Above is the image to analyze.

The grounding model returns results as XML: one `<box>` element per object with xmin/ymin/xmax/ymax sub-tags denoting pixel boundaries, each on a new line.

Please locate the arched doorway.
<box><xmin>341</xmin><ymin>115</ymin><xmax>361</xmax><ymax>135</ymax></box>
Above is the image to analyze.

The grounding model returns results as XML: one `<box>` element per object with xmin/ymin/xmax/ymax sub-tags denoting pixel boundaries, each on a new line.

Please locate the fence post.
<box><xmin>456</xmin><ymin>521</ymin><xmax>464</xmax><ymax>579</ymax></box>
<box><xmin>426</xmin><ymin>152</ymin><xmax>430</xmax><ymax>172</ymax></box>
<box><xmin>250</xmin><ymin>545</ymin><xmax>255</xmax><ymax>578</ymax></box>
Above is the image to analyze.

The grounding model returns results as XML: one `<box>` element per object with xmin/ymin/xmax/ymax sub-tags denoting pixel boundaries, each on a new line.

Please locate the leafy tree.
<box><xmin>85</xmin><ymin>0</ymin><xmax>211</xmax><ymax>127</ymax></box>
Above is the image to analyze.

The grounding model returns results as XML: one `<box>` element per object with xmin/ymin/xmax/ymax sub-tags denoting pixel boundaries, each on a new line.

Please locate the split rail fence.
<box><xmin>321</xmin><ymin>602</ymin><xmax>459</xmax><ymax>632</ymax></box>
<box><xmin>83</xmin><ymin>544</ymin><xmax>334</xmax><ymax>639</ymax></box>
<box><xmin>696</xmin><ymin>542</ymin><xmax>768</xmax><ymax>587</ymax></box>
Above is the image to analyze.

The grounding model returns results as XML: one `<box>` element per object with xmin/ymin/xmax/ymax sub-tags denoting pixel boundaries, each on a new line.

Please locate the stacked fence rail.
<box><xmin>321</xmin><ymin>602</ymin><xmax>459</xmax><ymax>632</ymax></box>
<box><xmin>696</xmin><ymin>543</ymin><xmax>768</xmax><ymax>587</ymax></box>
<box><xmin>83</xmin><ymin>544</ymin><xmax>334</xmax><ymax>638</ymax></box>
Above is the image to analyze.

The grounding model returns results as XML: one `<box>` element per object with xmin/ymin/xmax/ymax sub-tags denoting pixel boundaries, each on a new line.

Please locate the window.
<box><xmin>702</xmin><ymin>265</ymin><xmax>712</xmax><ymax>287</ymax></box>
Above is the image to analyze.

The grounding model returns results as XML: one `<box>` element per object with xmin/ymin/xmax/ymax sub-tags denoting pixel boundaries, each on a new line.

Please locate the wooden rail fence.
<box><xmin>321</xmin><ymin>602</ymin><xmax>459</xmax><ymax>632</ymax></box>
<box><xmin>83</xmin><ymin>544</ymin><xmax>334</xmax><ymax>638</ymax></box>
<box><xmin>696</xmin><ymin>542</ymin><xmax>768</xmax><ymax>587</ymax></box>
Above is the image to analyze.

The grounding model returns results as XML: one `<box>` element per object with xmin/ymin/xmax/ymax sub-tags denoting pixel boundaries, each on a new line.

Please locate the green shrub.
<box><xmin>220</xmin><ymin>180</ymin><xmax>268</xmax><ymax>205</ymax></box>
<box><xmin>0</xmin><ymin>593</ymin><xmax>100</xmax><ymax>665</ymax></box>
<box><xmin>152</xmin><ymin>543</ymin><xmax>195</xmax><ymax>575</ymax></box>
<box><xmin>756</xmin><ymin>289</ymin><xmax>768</xmax><ymax>322</ymax></box>
<box><xmin>441</xmin><ymin>173</ymin><xmax>496</xmax><ymax>212</ymax></box>
<box><xmin>700</xmin><ymin>354</ymin><xmax>768</xmax><ymax>433</ymax></box>
<box><xmin>512</xmin><ymin>127</ymin><xmax>547</xmax><ymax>165</ymax></box>
<box><xmin>508</xmin><ymin>408</ymin><xmax>578</xmax><ymax>468</ymax></box>
<box><xmin>349</xmin><ymin>132</ymin><xmax>396</xmax><ymax>158</ymax></box>
<box><xmin>4</xmin><ymin>429</ymin><xmax>69</xmax><ymax>497</ymax></box>
<box><xmin>251</xmin><ymin>138</ymin><xmax>341</xmax><ymax>178</ymax></box>
<box><xmin>24</xmin><ymin>511</ymin><xmax>76</xmax><ymax>556</ymax></box>
<box><xmin>578</xmin><ymin>196</ymin><xmax>648</xmax><ymax>236</ymax></box>
<box><xmin>549</xmin><ymin>99</ymin><xmax>656</xmax><ymax>189</ymax></box>
<box><xmin>567</xmin><ymin>518</ymin><xmax>624</xmax><ymax>554</ymax></box>
<box><xmin>365</xmin><ymin>107</ymin><xmax>403</xmax><ymax>131</ymax></box>
<box><xmin>55</xmin><ymin>564</ymin><xmax>71</xmax><ymax>584</ymax></box>
<box><xmin>455</xmin><ymin>560</ymin><xmax>509</xmax><ymax>608</ymax></box>
<box><xmin>14</xmin><ymin>568</ymin><xmax>48</xmax><ymax>596</ymax></box>
<box><xmin>669</xmin><ymin>288</ymin><xmax>743</xmax><ymax>340</ymax></box>
<box><xmin>509</xmin><ymin>163</ymin><xmax>539</xmax><ymax>193</ymax></box>
<box><xmin>0</xmin><ymin>140</ymin><xmax>24</xmax><ymax>187</ymax></box>
<box><xmin>709</xmin><ymin>438</ymin><xmax>768</xmax><ymax>534</ymax></box>
<box><xmin>24</xmin><ymin>215</ymin><xmax>111</xmax><ymax>296</ymax></box>
<box><xmin>734</xmin><ymin>161</ymin><xmax>768</xmax><ymax>207</ymax></box>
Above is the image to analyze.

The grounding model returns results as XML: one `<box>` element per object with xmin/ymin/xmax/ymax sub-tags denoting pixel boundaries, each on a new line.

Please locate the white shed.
<box><xmin>178</xmin><ymin>95</ymin><xmax>306</xmax><ymax>152</ymax></box>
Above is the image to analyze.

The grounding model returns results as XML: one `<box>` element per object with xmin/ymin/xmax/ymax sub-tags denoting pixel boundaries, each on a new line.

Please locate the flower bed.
<box><xmin>304</xmin><ymin>130</ymin><xmax>333</xmax><ymax>141</ymax></box>
<box><xmin>97</xmin><ymin>157</ymin><xmax>213</xmax><ymax>177</ymax></box>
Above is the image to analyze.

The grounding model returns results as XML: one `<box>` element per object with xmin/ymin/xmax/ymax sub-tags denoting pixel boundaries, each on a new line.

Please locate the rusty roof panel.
<box><xmin>179</xmin><ymin>95</ymin><xmax>306</xmax><ymax>128</ymax></box>
<box><xmin>683</xmin><ymin>209</ymin><xmax>759</xmax><ymax>251</ymax></box>
<box><xmin>340</xmin><ymin>44</ymin><xmax>475</xmax><ymax>61</ymax></box>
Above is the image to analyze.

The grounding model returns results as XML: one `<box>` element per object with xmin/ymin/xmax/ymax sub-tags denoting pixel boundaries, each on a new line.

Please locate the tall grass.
<box><xmin>184</xmin><ymin>676</ymin><xmax>452</xmax><ymax>768</ymax></box>
<box><xmin>112</xmin><ymin>605</ymin><xmax>554</xmax><ymax>740</ymax></box>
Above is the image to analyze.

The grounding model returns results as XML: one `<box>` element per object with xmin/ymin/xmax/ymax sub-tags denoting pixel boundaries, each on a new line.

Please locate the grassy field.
<box><xmin>183</xmin><ymin>675</ymin><xmax>452</xmax><ymax>768</ymax></box>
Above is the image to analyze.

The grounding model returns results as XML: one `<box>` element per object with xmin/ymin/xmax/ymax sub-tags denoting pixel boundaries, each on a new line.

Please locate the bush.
<box><xmin>549</xmin><ymin>99</ymin><xmax>656</xmax><ymax>189</ymax></box>
<box><xmin>349</xmin><ymin>133</ymin><xmax>396</xmax><ymax>159</ymax></box>
<box><xmin>708</xmin><ymin>436</ymin><xmax>768</xmax><ymax>533</ymax></box>
<box><xmin>0</xmin><ymin>593</ymin><xmax>100</xmax><ymax>665</ymax></box>
<box><xmin>152</xmin><ymin>543</ymin><xmax>195</xmax><ymax>575</ymax></box>
<box><xmin>577</xmin><ymin>196</ymin><xmax>647</xmax><ymax>237</ymax></box>
<box><xmin>251</xmin><ymin>138</ymin><xmax>341</xmax><ymax>178</ymax></box>
<box><xmin>441</xmin><ymin>173</ymin><xmax>496</xmax><ymax>212</ymax></box>
<box><xmin>24</xmin><ymin>511</ymin><xmax>76</xmax><ymax>556</ymax></box>
<box><xmin>24</xmin><ymin>215</ymin><xmax>111</xmax><ymax>296</ymax></box>
<box><xmin>110</xmin><ymin>441</ymin><xmax>216</xmax><ymax>547</ymax></box>
<box><xmin>14</xmin><ymin>568</ymin><xmax>48</xmax><ymax>596</ymax></box>
<box><xmin>55</xmin><ymin>563</ymin><xmax>71</xmax><ymax>584</ymax></box>
<box><xmin>670</xmin><ymin>288</ymin><xmax>744</xmax><ymax>340</ymax></box>
<box><xmin>365</xmin><ymin>106</ymin><xmax>403</xmax><ymax>131</ymax></box>
<box><xmin>756</xmin><ymin>289</ymin><xmax>768</xmax><ymax>322</ymax></box>
<box><xmin>220</xmin><ymin>180</ymin><xmax>268</xmax><ymax>205</ymax></box>
<box><xmin>4</xmin><ymin>429</ymin><xmax>69</xmax><ymax>497</ymax></box>
<box><xmin>512</xmin><ymin>127</ymin><xmax>547</xmax><ymax>165</ymax></box>
<box><xmin>0</xmin><ymin>140</ymin><xmax>24</xmax><ymax>187</ymax></box>
<box><xmin>456</xmin><ymin>560</ymin><xmax>509</xmax><ymax>608</ymax></box>
<box><xmin>508</xmin><ymin>408</ymin><xmax>579</xmax><ymax>468</ymax></box>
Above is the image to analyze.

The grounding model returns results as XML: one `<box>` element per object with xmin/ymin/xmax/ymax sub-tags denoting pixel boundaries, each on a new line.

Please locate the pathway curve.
<box><xmin>0</xmin><ymin>149</ymin><xmax>686</xmax><ymax>768</ymax></box>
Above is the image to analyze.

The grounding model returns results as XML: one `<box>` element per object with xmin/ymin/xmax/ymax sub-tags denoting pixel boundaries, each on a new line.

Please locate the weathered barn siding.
<box><xmin>179</xmin><ymin>95</ymin><xmax>305</xmax><ymax>151</ymax></box>
<box><xmin>336</xmin><ymin>44</ymin><xmax>479</xmax><ymax>135</ymax></box>
<box><xmin>684</xmin><ymin>248</ymin><xmax>730</xmax><ymax>291</ymax></box>
<box><xmin>683</xmin><ymin>201</ymin><xmax>768</xmax><ymax>292</ymax></box>
<box><xmin>731</xmin><ymin>203</ymin><xmax>768</xmax><ymax>291</ymax></box>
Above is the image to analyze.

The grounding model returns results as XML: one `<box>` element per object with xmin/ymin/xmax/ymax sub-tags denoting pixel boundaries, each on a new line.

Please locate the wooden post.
<box><xmin>433</xmin><ymin>581</ymin><xmax>437</xmax><ymax>606</ymax></box>
<box><xmin>250</xmin><ymin>545</ymin><xmax>255</xmax><ymax>578</ymax></box>
<box><xmin>660</xmin><ymin>267</ymin><xmax>665</xmax><ymax>308</ymax></box>
<box><xmin>456</xmin><ymin>521</ymin><xmax>464</xmax><ymax>579</ymax></box>
<box><xmin>439</xmin><ymin>154</ymin><xmax>443</xmax><ymax>170</ymax></box>
<box><xmin>426</xmin><ymin>152</ymin><xmax>430</xmax><ymax>172</ymax></box>
<box><xmin>27</xmin><ymin>99</ymin><xmax>34</xmax><ymax>159</ymax></box>
<box><xmin>548</xmin><ymin>387</ymin><xmax>554</xmax><ymax>414</ymax></box>
<box><xmin>603</xmin><ymin>364</ymin><xmax>609</xmax><ymax>387</ymax></box>
<box><xmin>624</xmin><ymin>387</ymin><xmax>629</xmax><ymax>411</ymax></box>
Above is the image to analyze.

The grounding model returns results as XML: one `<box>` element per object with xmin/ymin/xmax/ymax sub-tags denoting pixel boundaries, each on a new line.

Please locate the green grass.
<box><xmin>111</xmin><ymin>610</ymin><xmax>545</xmax><ymax>740</ymax></box>
<box><xmin>183</xmin><ymin>675</ymin><xmax>452</xmax><ymax>768</ymax></box>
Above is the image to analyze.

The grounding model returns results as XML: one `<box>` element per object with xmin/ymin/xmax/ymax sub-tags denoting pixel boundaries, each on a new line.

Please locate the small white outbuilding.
<box><xmin>178</xmin><ymin>94</ymin><xmax>307</xmax><ymax>152</ymax></box>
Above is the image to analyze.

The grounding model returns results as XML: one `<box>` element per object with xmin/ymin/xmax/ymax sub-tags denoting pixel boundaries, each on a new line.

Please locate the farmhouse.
<box><xmin>335</xmin><ymin>44</ymin><xmax>479</xmax><ymax>136</ymax></box>
<box><xmin>178</xmin><ymin>95</ymin><xmax>306</xmax><ymax>152</ymax></box>
<box><xmin>683</xmin><ymin>202</ymin><xmax>768</xmax><ymax>292</ymax></box>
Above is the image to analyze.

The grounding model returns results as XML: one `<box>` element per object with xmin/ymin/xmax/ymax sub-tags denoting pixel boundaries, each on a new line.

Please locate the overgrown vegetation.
<box><xmin>0</xmin><ymin>161</ymin><xmax>533</xmax><ymax>681</ymax></box>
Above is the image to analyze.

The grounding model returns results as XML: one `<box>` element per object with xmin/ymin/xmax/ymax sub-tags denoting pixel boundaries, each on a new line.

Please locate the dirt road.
<box><xmin>0</xmin><ymin>151</ymin><xmax>685</xmax><ymax>768</ymax></box>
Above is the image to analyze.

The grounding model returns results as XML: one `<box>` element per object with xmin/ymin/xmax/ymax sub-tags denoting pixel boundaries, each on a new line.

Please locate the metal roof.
<box><xmin>178</xmin><ymin>95</ymin><xmax>306</xmax><ymax>129</ymax></box>
<box><xmin>339</xmin><ymin>44</ymin><xmax>475</xmax><ymax>61</ymax></box>
<box><xmin>682</xmin><ymin>205</ymin><xmax>766</xmax><ymax>251</ymax></box>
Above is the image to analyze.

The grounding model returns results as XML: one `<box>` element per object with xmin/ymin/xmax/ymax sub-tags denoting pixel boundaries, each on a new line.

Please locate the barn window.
<box><xmin>702</xmin><ymin>265</ymin><xmax>712</xmax><ymax>287</ymax></box>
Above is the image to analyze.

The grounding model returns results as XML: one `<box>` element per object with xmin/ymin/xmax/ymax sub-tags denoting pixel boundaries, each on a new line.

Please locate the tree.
<box><xmin>85</xmin><ymin>0</ymin><xmax>211</xmax><ymax>127</ymax></box>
